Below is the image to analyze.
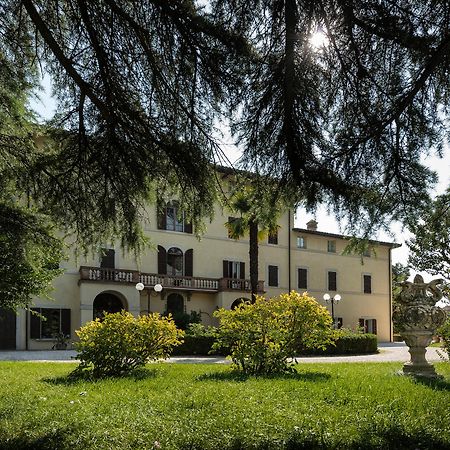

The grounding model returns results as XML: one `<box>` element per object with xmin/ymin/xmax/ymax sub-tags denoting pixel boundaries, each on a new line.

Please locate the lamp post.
<box><xmin>136</xmin><ymin>282</ymin><xmax>163</xmax><ymax>314</ymax></box>
<box><xmin>323</xmin><ymin>293</ymin><xmax>342</xmax><ymax>328</ymax></box>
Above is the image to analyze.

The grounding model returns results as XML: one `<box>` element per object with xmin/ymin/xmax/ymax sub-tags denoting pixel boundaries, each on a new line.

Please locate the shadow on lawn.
<box><xmin>196</xmin><ymin>370</ymin><xmax>331</xmax><ymax>383</ymax></box>
<box><xmin>412</xmin><ymin>375</ymin><xmax>450</xmax><ymax>391</ymax></box>
<box><xmin>0</xmin><ymin>427</ymin><xmax>74</xmax><ymax>450</ymax></box>
<box><xmin>42</xmin><ymin>367</ymin><xmax>159</xmax><ymax>386</ymax></box>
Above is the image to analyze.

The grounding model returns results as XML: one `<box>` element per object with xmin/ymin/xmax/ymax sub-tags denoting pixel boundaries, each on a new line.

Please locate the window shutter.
<box><xmin>240</xmin><ymin>262</ymin><xmax>245</xmax><ymax>280</ymax></box>
<box><xmin>268</xmin><ymin>230</ymin><xmax>278</xmax><ymax>245</ymax></box>
<box><xmin>328</xmin><ymin>271</ymin><xmax>337</xmax><ymax>291</ymax></box>
<box><xmin>268</xmin><ymin>265</ymin><xmax>278</xmax><ymax>287</ymax></box>
<box><xmin>359</xmin><ymin>318</ymin><xmax>365</xmax><ymax>332</ymax></box>
<box><xmin>223</xmin><ymin>260</ymin><xmax>229</xmax><ymax>278</ymax></box>
<box><xmin>372</xmin><ymin>319</ymin><xmax>377</xmax><ymax>335</ymax></box>
<box><xmin>30</xmin><ymin>308</ymin><xmax>40</xmax><ymax>339</ymax></box>
<box><xmin>364</xmin><ymin>275</ymin><xmax>372</xmax><ymax>293</ymax></box>
<box><xmin>298</xmin><ymin>268</ymin><xmax>307</xmax><ymax>289</ymax></box>
<box><xmin>157</xmin><ymin>201</ymin><xmax>166</xmax><ymax>230</ymax></box>
<box><xmin>61</xmin><ymin>309</ymin><xmax>71</xmax><ymax>337</ymax></box>
<box><xmin>184</xmin><ymin>221</ymin><xmax>193</xmax><ymax>234</ymax></box>
<box><xmin>157</xmin><ymin>245</ymin><xmax>167</xmax><ymax>275</ymax></box>
<box><xmin>100</xmin><ymin>248</ymin><xmax>115</xmax><ymax>268</ymax></box>
<box><xmin>185</xmin><ymin>249</ymin><xmax>193</xmax><ymax>277</ymax></box>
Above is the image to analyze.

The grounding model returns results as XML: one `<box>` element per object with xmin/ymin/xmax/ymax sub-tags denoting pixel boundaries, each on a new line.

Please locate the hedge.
<box><xmin>172</xmin><ymin>331</ymin><xmax>377</xmax><ymax>356</ymax></box>
<box><xmin>299</xmin><ymin>333</ymin><xmax>378</xmax><ymax>355</ymax></box>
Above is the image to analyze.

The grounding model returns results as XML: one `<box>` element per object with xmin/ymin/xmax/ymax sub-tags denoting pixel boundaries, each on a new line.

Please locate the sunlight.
<box><xmin>309</xmin><ymin>30</ymin><xmax>329</xmax><ymax>49</ymax></box>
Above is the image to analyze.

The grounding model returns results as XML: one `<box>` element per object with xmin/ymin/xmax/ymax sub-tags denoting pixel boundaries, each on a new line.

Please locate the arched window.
<box><xmin>93</xmin><ymin>293</ymin><xmax>124</xmax><ymax>320</ymax></box>
<box><xmin>167</xmin><ymin>247</ymin><xmax>183</xmax><ymax>276</ymax></box>
<box><xmin>231</xmin><ymin>298</ymin><xmax>250</xmax><ymax>310</ymax></box>
<box><xmin>167</xmin><ymin>293</ymin><xmax>184</xmax><ymax>315</ymax></box>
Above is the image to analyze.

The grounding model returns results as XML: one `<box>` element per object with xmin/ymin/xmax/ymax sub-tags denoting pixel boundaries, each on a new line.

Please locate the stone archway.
<box><xmin>231</xmin><ymin>297</ymin><xmax>250</xmax><ymax>310</ymax></box>
<box><xmin>93</xmin><ymin>292</ymin><xmax>126</xmax><ymax>320</ymax></box>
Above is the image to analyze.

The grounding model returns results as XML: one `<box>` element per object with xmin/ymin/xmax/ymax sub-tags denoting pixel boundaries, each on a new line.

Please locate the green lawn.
<box><xmin>0</xmin><ymin>362</ymin><xmax>449</xmax><ymax>449</ymax></box>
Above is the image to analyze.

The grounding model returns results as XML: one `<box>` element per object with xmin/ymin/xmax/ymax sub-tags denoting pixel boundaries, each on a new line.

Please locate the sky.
<box><xmin>30</xmin><ymin>72</ymin><xmax>449</xmax><ymax>278</ymax></box>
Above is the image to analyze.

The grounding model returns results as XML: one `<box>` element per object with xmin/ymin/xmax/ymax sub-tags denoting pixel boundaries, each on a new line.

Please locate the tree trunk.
<box><xmin>249</xmin><ymin>219</ymin><xmax>259</xmax><ymax>303</ymax></box>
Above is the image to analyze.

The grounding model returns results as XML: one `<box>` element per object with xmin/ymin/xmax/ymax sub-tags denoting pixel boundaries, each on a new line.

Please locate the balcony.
<box><xmin>79</xmin><ymin>266</ymin><xmax>264</xmax><ymax>293</ymax></box>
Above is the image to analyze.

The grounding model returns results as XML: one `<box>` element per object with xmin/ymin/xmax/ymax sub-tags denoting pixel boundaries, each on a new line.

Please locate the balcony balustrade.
<box><xmin>79</xmin><ymin>266</ymin><xmax>264</xmax><ymax>293</ymax></box>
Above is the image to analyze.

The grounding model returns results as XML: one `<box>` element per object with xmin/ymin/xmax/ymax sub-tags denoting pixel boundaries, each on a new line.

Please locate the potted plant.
<box><xmin>52</xmin><ymin>332</ymin><xmax>69</xmax><ymax>350</ymax></box>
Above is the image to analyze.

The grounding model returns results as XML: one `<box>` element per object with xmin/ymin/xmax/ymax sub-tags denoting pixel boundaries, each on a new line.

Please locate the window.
<box><xmin>100</xmin><ymin>248</ymin><xmax>115</xmax><ymax>268</ymax></box>
<box><xmin>30</xmin><ymin>308</ymin><xmax>71</xmax><ymax>339</ymax></box>
<box><xmin>297</xmin><ymin>236</ymin><xmax>307</xmax><ymax>248</ymax></box>
<box><xmin>327</xmin><ymin>240</ymin><xmax>336</xmax><ymax>253</ymax></box>
<box><xmin>158</xmin><ymin>246</ymin><xmax>193</xmax><ymax>276</ymax></box>
<box><xmin>363</xmin><ymin>247</ymin><xmax>371</xmax><ymax>257</ymax></box>
<box><xmin>268</xmin><ymin>230</ymin><xmax>278</xmax><ymax>245</ymax></box>
<box><xmin>298</xmin><ymin>268</ymin><xmax>308</xmax><ymax>289</ymax></box>
<box><xmin>223</xmin><ymin>260</ymin><xmax>245</xmax><ymax>279</ymax></box>
<box><xmin>359</xmin><ymin>318</ymin><xmax>377</xmax><ymax>335</ymax></box>
<box><xmin>268</xmin><ymin>265</ymin><xmax>278</xmax><ymax>287</ymax></box>
<box><xmin>328</xmin><ymin>271</ymin><xmax>337</xmax><ymax>291</ymax></box>
<box><xmin>157</xmin><ymin>201</ymin><xmax>192</xmax><ymax>233</ymax></box>
<box><xmin>167</xmin><ymin>247</ymin><xmax>183</xmax><ymax>276</ymax></box>
<box><xmin>363</xmin><ymin>274</ymin><xmax>372</xmax><ymax>293</ymax></box>
<box><xmin>167</xmin><ymin>293</ymin><xmax>184</xmax><ymax>316</ymax></box>
<box><xmin>335</xmin><ymin>317</ymin><xmax>343</xmax><ymax>329</ymax></box>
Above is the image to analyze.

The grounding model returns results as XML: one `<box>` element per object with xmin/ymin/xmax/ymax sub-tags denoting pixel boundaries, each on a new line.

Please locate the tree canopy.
<box><xmin>408</xmin><ymin>187</ymin><xmax>450</xmax><ymax>294</ymax></box>
<box><xmin>1</xmin><ymin>0</ymin><xmax>449</xmax><ymax>248</ymax></box>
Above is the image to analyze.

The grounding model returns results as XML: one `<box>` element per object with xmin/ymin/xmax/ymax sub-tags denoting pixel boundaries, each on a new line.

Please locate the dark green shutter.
<box><xmin>30</xmin><ymin>308</ymin><xmax>41</xmax><ymax>339</ymax></box>
<box><xmin>157</xmin><ymin>201</ymin><xmax>166</xmax><ymax>229</ymax></box>
<box><xmin>158</xmin><ymin>245</ymin><xmax>167</xmax><ymax>275</ymax></box>
<box><xmin>268</xmin><ymin>265</ymin><xmax>278</xmax><ymax>286</ymax></box>
<box><xmin>364</xmin><ymin>275</ymin><xmax>372</xmax><ymax>293</ymax></box>
<box><xmin>298</xmin><ymin>268</ymin><xmax>307</xmax><ymax>289</ymax></box>
<box><xmin>223</xmin><ymin>260</ymin><xmax>229</xmax><ymax>278</ymax></box>
<box><xmin>184</xmin><ymin>222</ymin><xmax>193</xmax><ymax>234</ymax></box>
<box><xmin>240</xmin><ymin>262</ymin><xmax>245</xmax><ymax>279</ymax></box>
<box><xmin>185</xmin><ymin>249</ymin><xmax>193</xmax><ymax>277</ymax></box>
<box><xmin>372</xmin><ymin>319</ymin><xmax>377</xmax><ymax>335</ymax></box>
<box><xmin>328</xmin><ymin>271</ymin><xmax>337</xmax><ymax>291</ymax></box>
<box><xmin>61</xmin><ymin>309</ymin><xmax>71</xmax><ymax>337</ymax></box>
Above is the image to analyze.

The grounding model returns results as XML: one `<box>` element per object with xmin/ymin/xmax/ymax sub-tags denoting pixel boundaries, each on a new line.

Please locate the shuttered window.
<box><xmin>298</xmin><ymin>268</ymin><xmax>307</xmax><ymax>289</ymax></box>
<box><xmin>363</xmin><ymin>275</ymin><xmax>372</xmax><ymax>293</ymax></box>
<box><xmin>30</xmin><ymin>308</ymin><xmax>71</xmax><ymax>339</ymax></box>
<box><xmin>268</xmin><ymin>265</ymin><xmax>278</xmax><ymax>287</ymax></box>
<box><xmin>100</xmin><ymin>248</ymin><xmax>115</xmax><ymax>268</ymax></box>
<box><xmin>359</xmin><ymin>318</ymin><xmax>377</xmax><ymax>335</ymax></box>
<box><xmin>223</xmin><ymin>260</ymin><xmax>245</xmax><ymax>279</ymax></box>
<box><xmin>328</xmin><ymin>271</ymin><xmax>337</xmax><ymax>291</ymax></box>
<box><xmin>156</xmin><ymin>201</ymin><xmax>192</xmax><ymax>234</ymax></box>
<box><xmin>268</xmin><ymin>230</ymin><xmax>278</xmax><ymax>245</ymax></box>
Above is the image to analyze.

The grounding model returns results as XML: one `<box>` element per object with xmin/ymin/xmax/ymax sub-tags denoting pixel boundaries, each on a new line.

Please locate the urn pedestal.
<box><xmin>401</xmin><ymin>330</ymin><xmax>439</xmax><ymax>378</ymax></box>
<box><xmin>393</xmin><ymin>275</ymin><xmax>446</xmax><ymax>379</ymax></box>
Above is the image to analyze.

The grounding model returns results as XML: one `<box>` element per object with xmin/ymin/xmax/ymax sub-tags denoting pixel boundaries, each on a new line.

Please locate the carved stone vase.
<box><xmin>393</xmin><ymin>274</ymin><xmax>446</xmax><ymax>378</ymax></box>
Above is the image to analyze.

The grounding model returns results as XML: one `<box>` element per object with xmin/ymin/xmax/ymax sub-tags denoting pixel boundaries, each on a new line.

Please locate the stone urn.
<box><xmin>393</xmin><ymin>274</ymin><xmax>446</xmax><ymax>378</ymax></box>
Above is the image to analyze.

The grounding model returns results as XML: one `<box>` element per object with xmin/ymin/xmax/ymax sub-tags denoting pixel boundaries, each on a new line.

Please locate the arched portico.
<box><xmin>93</xmin><ymin>291</ymin><xmax>128</xmax><ymax>320</ymax></box>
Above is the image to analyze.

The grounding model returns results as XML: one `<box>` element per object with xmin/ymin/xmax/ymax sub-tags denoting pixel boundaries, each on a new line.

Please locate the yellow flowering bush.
<box><xmin>74</xmin><ymin>311</ymin><xmax>183</xmax><ymax>377</ymax></box>
<box><xmin>213</xmin><ymin>291</ymin><xmax>333</xmax><ymax>375</ymax></box>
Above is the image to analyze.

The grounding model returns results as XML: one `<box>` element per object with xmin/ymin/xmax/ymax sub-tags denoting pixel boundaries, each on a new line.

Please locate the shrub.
<box><xmin>299</xmin><ymin>328</ymin><xmax>378</xmax><ymax>355</ymax></box>
<box><xmin>74</xmin><ymin>311</ymin><xmax>184</xmax><ymax>377</ymax></box>
<box><xmin>213</xmin><ymin>291</ymin><xmax>333</xmax><ymax>375</ymax></box>
<box><xmin>437</xmin><ymin>315</ymin><xmax>450</xmax><ymax>361</ymax></box>
<box><xmin>164</xmin><ymin>310</ymin><xmax>201</xmax><ymax>330</ymax></box>
<box><xmin>172</xmin><ymin>324</ymin><xmax>217</xmax><ymax>355</ymax></box>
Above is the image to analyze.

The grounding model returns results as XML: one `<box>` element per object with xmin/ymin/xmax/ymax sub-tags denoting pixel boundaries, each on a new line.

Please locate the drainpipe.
<box><xmin>388</xmin><ymin>248</ymin><xmax>393</xmax><ymax>342</ymax></box>
<box><xmin>288</xmin><ymin>209</ymin><xmax>291</xmax><ymax>291</ymax></box>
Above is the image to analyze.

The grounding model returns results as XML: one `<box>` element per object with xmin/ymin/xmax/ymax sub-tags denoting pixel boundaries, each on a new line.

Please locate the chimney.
<box><xmin>306</xmin><ymin>220</ymin><xmax>318</xmax><ymax>231</ymax></box>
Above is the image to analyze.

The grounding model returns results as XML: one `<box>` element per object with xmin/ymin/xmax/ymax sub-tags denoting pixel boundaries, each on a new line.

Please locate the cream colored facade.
<box><xmin>6</xmin><ymin>200</ymin><xmax>399</xmax><ymax>350</ymax></box>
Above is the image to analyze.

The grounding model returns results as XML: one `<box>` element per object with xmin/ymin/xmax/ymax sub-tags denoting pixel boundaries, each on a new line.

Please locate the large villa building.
<box><xmin>1</xmin><ymin>178</ymin><xmax>400</xmax><ymax>350</ymax></box>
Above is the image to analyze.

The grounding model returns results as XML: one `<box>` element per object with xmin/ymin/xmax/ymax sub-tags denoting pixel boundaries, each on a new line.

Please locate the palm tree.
<box><xmin>225</xmin><ymin>180</ymin><xmax>287</xmax><ymax>302</ymax></box>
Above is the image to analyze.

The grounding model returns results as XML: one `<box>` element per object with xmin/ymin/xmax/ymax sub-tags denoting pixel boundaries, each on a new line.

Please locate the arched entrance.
<box><xmin>231</xmin><ymin>297</ymin><xmax>250</xmax><ymax>310</ymax></box>
<box><xmin>93</xmin><ymin>292</ymin><xmax>125</xmax><ymax>320</ymax></box>
<box><xmin>166</xmin><ymin>293</ymin><xmax>184</xmax><ymax>316</ymax></box>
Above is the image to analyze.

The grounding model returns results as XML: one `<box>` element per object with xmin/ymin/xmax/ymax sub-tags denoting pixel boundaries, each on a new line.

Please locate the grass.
<box><xmin>0</xmin><ymin>362</ymin><xmax>449</xmax><ymax>449</ymax></box>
